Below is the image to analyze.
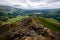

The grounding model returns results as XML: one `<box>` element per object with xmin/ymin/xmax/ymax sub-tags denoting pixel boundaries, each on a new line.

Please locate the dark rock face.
<box><xmin>51</xmin><ymin>32</ymin><xmax>60</xmax><ymax>40</ymax></box>
<box><xmin>0</xmin><ymin>17</ymin><xmax>60</xmax><ymax>40</ymax></box>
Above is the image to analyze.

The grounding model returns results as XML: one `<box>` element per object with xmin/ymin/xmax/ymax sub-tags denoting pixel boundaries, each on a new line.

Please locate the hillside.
<box><xmin>0</xmin><ymin>16</ymin><xmax>60</xmax><ymax>40</ymax></box>
<box><xmin>0</xmin><ymin>5</ymin><xmax>60</xmax><ymax>40</ymax></box>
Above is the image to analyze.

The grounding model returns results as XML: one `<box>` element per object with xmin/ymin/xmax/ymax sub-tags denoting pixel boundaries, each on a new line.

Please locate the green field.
<box><xmin>0</xmin><ymin>16</ymin><xmax>29</xmax><ymax>33</ymax></box>
<box><xmin>34</xmin><ymin>16</ymin><xmax>60</xmax><ymax>32</ymax></box>
<box><xmin>0</xmin><ymin>16</ymin><xmax>29</xmax><ymax>25</ymax></box>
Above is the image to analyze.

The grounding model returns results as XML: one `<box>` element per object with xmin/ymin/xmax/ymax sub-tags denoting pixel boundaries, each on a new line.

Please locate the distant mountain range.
<box><xmin>0</xmin><ymin>5</ymin><xmax>60</xmax><ymax>21</ymax></box>
<box><xmin>0</xmin><ymin>5</ymin><xmax>60</xmax><ymax>14</ymax></box>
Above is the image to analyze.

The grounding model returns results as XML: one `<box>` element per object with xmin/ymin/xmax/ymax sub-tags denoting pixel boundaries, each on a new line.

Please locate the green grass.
<box><xmin>1</xmin><ymin>16</ymin><xmax>29</xmax><ymax>25</ymax></box>
<box><xmin>34</xmin><ymin>16</ymin><xmax>60</xmax><ymax>32</ymax></box>
<box><xmin>0</xmin><ymin>15</ymin><xmax>29</xmax><ymax>35</ymax></box>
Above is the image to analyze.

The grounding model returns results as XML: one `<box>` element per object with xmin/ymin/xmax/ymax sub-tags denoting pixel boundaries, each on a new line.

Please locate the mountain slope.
<box><xmin>0</xmin><ymin>16</ymin><xmax>60</xmax><ymax>40</ymax></box>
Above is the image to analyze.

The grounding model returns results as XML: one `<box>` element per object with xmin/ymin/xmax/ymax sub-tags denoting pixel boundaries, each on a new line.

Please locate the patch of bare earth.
<box><xmin>0</xmin><ymin>17</ymin><xmax>60</xmax><ymax>40</ymax></box>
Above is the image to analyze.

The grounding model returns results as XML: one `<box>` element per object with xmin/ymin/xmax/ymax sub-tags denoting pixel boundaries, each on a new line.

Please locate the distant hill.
<box><xmin>0</xmin><ymin>5</ymin><xmax>60</xmax><ymax>21</ymax></box>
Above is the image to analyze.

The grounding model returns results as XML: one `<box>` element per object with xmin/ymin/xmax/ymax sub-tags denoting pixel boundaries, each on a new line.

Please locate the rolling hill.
<box><xmin>0</xmin><ymin>5</ymin><xmax>60</xmax><ymax>40</ymax></box>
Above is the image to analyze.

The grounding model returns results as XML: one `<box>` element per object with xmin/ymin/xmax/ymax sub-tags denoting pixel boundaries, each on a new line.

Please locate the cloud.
<box><xmin>29</xmin><ymin>0</ymin><xmax>41</xmax><ymax>2</ymax></box>
<box><xmin>0</xmin><ymin>0</ymin><xmax>60</xmax><ymax>9</ymax></box>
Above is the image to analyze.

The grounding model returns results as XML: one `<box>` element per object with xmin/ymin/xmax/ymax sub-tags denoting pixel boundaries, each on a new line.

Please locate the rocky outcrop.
<box><xmin>0</xmin><ymin>17</ymin><xmax>60</xmax><ymax>40</ymax></box>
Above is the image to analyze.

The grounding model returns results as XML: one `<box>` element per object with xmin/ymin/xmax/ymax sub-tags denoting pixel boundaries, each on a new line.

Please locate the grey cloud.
<box><xmin>0</xmin><ymin>0</ymin><xmax>11</xmax><ymax>5</ymax></box>
<box><xmin>29</xmin><ymin>0</ymin><xmax>60</xmax><ymax>3</ymax></box>
<box><xmin>48</xmin><ymin>0</ymin><xmax>60</xmax><ymax>3</ymax></box>
<box><xmin>0</xmin><ymin>0</ymin><xmax>60</xmax><ymax>9</ymax></box>
<box><xmin>18</xmin><ymin>0</ymin><xmax>27</xmax><ymax>3</ymax></box>
<box><xmin>29</xmin><ymin>0</ymin><xmax>41</xmax><ymax>2</ymax></box>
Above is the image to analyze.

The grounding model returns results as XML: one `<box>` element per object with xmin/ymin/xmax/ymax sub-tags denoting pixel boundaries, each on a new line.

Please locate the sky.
<box><xmin>0</xmin><ymin>0</ymin><xmax>60</xmax><ymax>9</ymax></box>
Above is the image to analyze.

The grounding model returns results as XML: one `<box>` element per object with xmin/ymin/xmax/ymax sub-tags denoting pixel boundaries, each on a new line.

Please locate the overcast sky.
<box><xmin>0</xmin><ymin>0</ymin><xmax>60</xmax><ymax>9</ymax></box>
